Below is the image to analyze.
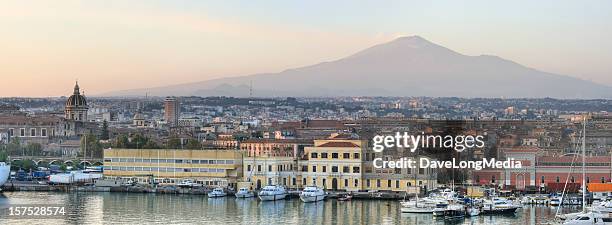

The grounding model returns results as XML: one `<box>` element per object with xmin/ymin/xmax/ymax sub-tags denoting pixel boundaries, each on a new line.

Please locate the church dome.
<box><xmin>66</xmin><ymin>82</ymin><xmax>87</xmax><ymax>107</ymax></box>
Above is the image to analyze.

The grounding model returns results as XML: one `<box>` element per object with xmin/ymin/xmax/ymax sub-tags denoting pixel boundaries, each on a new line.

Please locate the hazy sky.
<box><xmin>1</xmin><ymin>0</ymin><xmax>611</xmax><ymax>97</ymax></box>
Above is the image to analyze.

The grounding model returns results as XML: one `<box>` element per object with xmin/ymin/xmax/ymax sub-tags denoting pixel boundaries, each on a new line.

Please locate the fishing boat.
<box><xmin>235</xmin><ymin>187</ymin><xmax>255</xmax><ymax>198</ymax></box>
<box><xmin>338</xmin><ymin>193</ymin><xmax>352</xmax><ymax>201</ymax></box>
<box><xmin>444</xmin><ymin>204</ymin><xmax>466</xmax><ymax>220</ymax></box>
<box><xmin>208</xmin><ymin>187</ymin><xmax>227</xmax><ymax>198</ymax></box>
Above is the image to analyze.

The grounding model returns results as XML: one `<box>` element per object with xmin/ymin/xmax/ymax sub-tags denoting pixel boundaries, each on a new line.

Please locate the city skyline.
<box><xmin>1</xmin><ymin>1</ymin><xmax>611</xmax><ymax>97</ymax></box>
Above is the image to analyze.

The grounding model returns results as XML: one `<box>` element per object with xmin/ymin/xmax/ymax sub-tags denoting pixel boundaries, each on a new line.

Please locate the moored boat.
<box><xmin>235</xmin><ymin>187</ymin><xmax>255</xmax><ymax>198</ymax></box>
<box><xmin>299</xmin><ymin>186</ymin><xmax>326</xmax><ymax>203</ymax></box>
<box><xmin>258</xmin><ymin>185</ymin><xmax>287</xmax><ymax>201</ymax></box>
<box><xmin>208</xmin><ymin>187</ymin><xmax>227</xmax><ymax>198</ymax></box>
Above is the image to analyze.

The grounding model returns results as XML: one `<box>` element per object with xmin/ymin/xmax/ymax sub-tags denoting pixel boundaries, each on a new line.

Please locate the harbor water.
<box><xmin>0</xmin><ymin>192</ymin><xmax>583</xmax><ymax>225</ymax></box>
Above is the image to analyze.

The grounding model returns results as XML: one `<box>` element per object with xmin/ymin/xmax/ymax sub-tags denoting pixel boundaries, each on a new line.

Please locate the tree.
<box><xmin>100</xmin><ymin>120</ymin><xmax>110</xmax><ymax>140</ymax></box>
<box><xmin>185</xmin><ymin>139</ymin><xmax>201</xmax><ymax>149</ymax></box>
<box><xmin>7</xmin><ymin>137</ymin><xmax>21</xmax><ymax>156</ymax></box>
<box><xmin>143</xmin><ymin>139</ymin><xmax>160</xmax><ymax>149</ymax></box>
<box><xmin>166</xmin><ymin>138</ymin><xmax>182</xmax><ymax>149</ymax></box>
<box><xmin>81</xmin><ymin>133</ymin><xmax>102</xmax><ymax>158</ymax></box>
<box><xmin>131</xmin><ymin>134</ymin><xmax>148</xmax><ymax>149</ymax></box>
<box><xmin>0</xmin><ymin>149</ymin><xmax>7</xmax><ymax>162</ymax></box>
<box><xmin>115</xmin><ymin>134</ymin><xmax>130</xmax><ymax>148</ymax></box>
<box><xmin>25</xmin><ymin>143</ymin><xmax>43</xmax><ymax>156</ymax></box>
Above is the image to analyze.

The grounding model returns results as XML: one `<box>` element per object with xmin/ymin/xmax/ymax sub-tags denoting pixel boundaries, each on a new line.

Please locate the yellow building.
<box><xmin>301</xmin><ymin>136</ymin><xmax>438</xmax><ymax>193</ymax></box>
<box><xmin>103</xmin><ymin>148</ymin><xmax>243</xmax><ymax>188</ymax></box>
<box><xmin>301</xmin><ymin>139</ymin><xmax>366</xmax><ymax>191</ymax></box>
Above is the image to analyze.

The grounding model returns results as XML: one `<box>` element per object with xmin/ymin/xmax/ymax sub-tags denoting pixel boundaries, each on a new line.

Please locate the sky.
<box><xmin>1</xmin><ymin>0</ymin><xmax>611</xmax><ymax>97</ymax></box>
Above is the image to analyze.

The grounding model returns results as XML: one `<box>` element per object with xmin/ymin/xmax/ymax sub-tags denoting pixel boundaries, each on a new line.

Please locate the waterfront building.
<box><xmin>164</xmin><ymin>97</ymin><xmax>180</xmax><ymax>127</ymax></box>
<box><xmin>241</xmin><ymin>139</ymin><xmax>312</xmax><ymax>189</ymax></box>
<box><xmin>474</xmin><ymin>146</ymin><xmax>612</xmax><ymax>192</ymax></box>
<box><xmin>300</xmin><ymin>135</ymin><xmax>438</xmax><ymax>193</ymax></box>
<box><xmin>103</xmin><ymin>148</ymin><xmax>243</xmax><ymax>188</ymax></box>
<box><xmin>301</xmin><ymin>138</ymin><xmax>366</xmax><ymax>191</ymax></box>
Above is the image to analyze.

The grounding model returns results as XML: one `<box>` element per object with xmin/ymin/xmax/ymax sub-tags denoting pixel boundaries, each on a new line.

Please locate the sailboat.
<box><xmin>561</xmin><ymin>117</ymin><xmax>612</xmax><ymax>225</ymax></box>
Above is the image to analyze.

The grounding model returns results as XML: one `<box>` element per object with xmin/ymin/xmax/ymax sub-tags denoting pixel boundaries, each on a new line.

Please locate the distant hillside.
<box><xmin>105</xmin><ymin>36</ymin><xmax>612</xmax><ymax>99</ymax></box>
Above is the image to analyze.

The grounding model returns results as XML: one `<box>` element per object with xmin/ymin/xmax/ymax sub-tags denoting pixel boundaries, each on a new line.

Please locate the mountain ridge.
<box><xmin>103</xmin><ymin>36</ymin><xmax>612</xmax><ymax>99</ymax></box>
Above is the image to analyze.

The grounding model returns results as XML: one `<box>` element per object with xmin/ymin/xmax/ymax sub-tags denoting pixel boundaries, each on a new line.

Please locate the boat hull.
<box><xmin>208</xmin><ymin>193</ymin><xmax>227</xmax><ymax>198</ymax></box>
<box><xmin>482</xmin><ymin>207</ymin><xmax>519</xmax><ymax>215</ymax></box>
<box><xmin>259</xmin><ymin>193</ymin><xmax>287</xmax><ymax>201</ymax></box>
<box><xmin>235</xmin><ymin>192</ymin><xmax>255</xmax><ymax>198</ymax></box>
<box><xmin>401</xmin><ymin>207</ymin><xmax>434</xmax><ymax>213</ymax></box>
<box><xmin>300</xmin><ymin>194</ymin><xmax>325</xmax><ymax>203</ymax></box>
<box><xmin>0</xmin><ymin>164</ymin><xmax>9</xmax><ymax>190</ymax></box>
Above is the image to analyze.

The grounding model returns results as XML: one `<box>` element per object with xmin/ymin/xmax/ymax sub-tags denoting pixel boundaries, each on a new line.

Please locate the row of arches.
<box><xmin>10</xmin><ymin>159</ymin><xmax>103</xmax><ymax>166</ymax></box>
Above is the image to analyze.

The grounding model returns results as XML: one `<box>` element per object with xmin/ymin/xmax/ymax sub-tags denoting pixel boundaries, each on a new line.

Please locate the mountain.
<box><xmin>105</xmin><ymin>36</ymin><xmax>612</xmax><ymax>99</ymax></box>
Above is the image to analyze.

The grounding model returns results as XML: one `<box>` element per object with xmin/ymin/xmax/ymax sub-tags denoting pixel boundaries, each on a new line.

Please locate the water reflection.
<box><xmin>0</xmin><ymin>192</ymin><xmax>584</xmax><ymax>225</ymax></box>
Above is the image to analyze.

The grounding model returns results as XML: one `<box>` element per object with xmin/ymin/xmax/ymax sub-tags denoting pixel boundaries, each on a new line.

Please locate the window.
<box><xmin>303</xmin><ymin>178</ymin><xmax>306</xmax><ymax>186</ymax></box>
<box><xmin>395</xmin><ymin>180</ymin><xmax>400</xmax><ymax>188</ymax></box>
<box><xmin>322</xmin><ymin>166</ymin><xmax>327</xmax><ymax>173</ymax></box>
<box><xmin>8</xmin><ymin>128</ymin><xmax>14</xmax><ymax>137</ymax></box>
<box><xmin>257</xmin><ymin>165</ymin><xmax>262</xmax><ymax>172</ymax></box>
<box><xmin>302</xmin><ymin>165</ymin><xmax>307</xmax><ymax>172</ymax></box>
<box><xmin>353</xmin><ymin>166</ymin><xmax>360</xmax><ymax>173</ymax></box>
<box><xmin>321</xmin><ymin>153</ymin><xmax>328</xmax><ymax>158</ymax></box>
<box><xmin>571</xmin><ymin>176</ymin><xmax>575</xmax><ymax>183</ymax></box>
<box><xmin>30</xmin><ymin>128</ymin><xmax>36</xmax><ymax>137</ymax></box>
<box><xmin>293</xmin><ymin>178</ymin><xmax>296</xmax><ymax>186</ymax></box>
<box><xmin>247</xmin><ymin>165</ymin><xmax>251</xmax><ymax>171</ymax></box>
<box><xmin>41</xmin><ymin>128</ymin><xmax>47</xmax><ymax>137</ymax></box>
<box><xmin>332</xmin><ymin>166</ymin><xmax>338</xmax><ymax>173</ymax></box>
<box><xmin>377</xmin><ymin>179</ymin><xmax>381</xmax><ymax>188</ymax></box>
<box><xmin>587</xmin><ymin>177</ymin><xmax>590</xmax><ymax>183</ymax></box>
<box><xmin>343</xmin><ymin>166</ymin><xmax>349</xmax><ymax>173</ymax></box>
<box><xmin>387</xmin><ymin>180</ymin><xmax>391</xmax><ymax>188</ymax></box>
<box><xmin>354</xmin><ymin>153</ymin><xmax>359</xmax><ymax>159</ymax></box>
<box><xmin>367</xmin><ymin>179</ymin><xmax>370</xmax><ymax>187</ymax></box>
<box><xmin>344</xmin><ymin>179</ymin><xmax>348</xmax><ymax>187</ymax></box>
<box><xmin>20</xmin><ymin>128</ymin><xmax>25</xmax><ymax>137</ymax></box>
<box><xmin>332</xmin><ymin>153</ymin><xmax>338</xmax><ymax>159</ymax></box>
<box><xmin>343</xmin><ymin>153</ymin><xmax>350</xmax><ymax>159</ymax></box>
<box><xmin>312</xmin><ymin>166</ymin><xmax>317</xmax><ymax>173</ymax></box>
<box><xmin>419</xmin><ymin>168</ymin><xmax>424</xmax><ymax>174</ymax></box>
<box><xmin>313</xmin><ymin>178</ymin><xmax>316</xmax><ymax>185</ymax></box>
<box><xmin>311</xmin><ymin>152</ymin><xmax>318</xmax><ymax>159</ymax></box>
<box><xmin>541</xmin><ymin>176</ymin><xmax>545</xmax><ymax>184</ymax></box>
<box><xmin>354</xmin><ymin>179</ymin><xmax>358</xmax><ymax>187</ymax></box>
<box><xmin>556</xmin><ymin>176</ymin><xmax>560</xmax><ymax>183</ymax></box>
<box><xmin>268</xmin><ymin>165</ymin><xmax>272</xmax><ymax>172</ymax></box>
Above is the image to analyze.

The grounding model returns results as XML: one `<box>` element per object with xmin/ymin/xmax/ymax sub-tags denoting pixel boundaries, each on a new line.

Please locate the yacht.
<box><xmin>444</xmin><ymin>204</ymin><xmax>466</xmax><ymax>220</ymax></box>
<box><xmin>208</xmin><ymin>187</ymin><xmax>227</xmax><ymax>198</ymax></box>
<box><xmin>299</xmin><ymin>186</ymin><xmax>326</xmax><ymax>203</ymax></box>
<box><xmin>235</xmin><ymin>187</ymin><xmax>255</xmax><ymax>198</ymax></box>
<box><xmin>482</xmin><ymin>198</ymin><xmax>519</xmax><ymax>214</ymax></box>
<box><xmin>177</xmin><ymin>179</ymin><xmax>197</xmax><ymax>188</ymax></box>
<box><xmin>0</xmin><ymin>162</ymin><xmax>9</xmax><ymax>191</ymax></box>
<box><xmin>563</xmin><ymin>212</ymin><xmax>612</xmax><ymax>225</ymax></box>
<box><xmin>258</xmin><ymin>185</ymin><xmax>287</xmax><ymax>201</ymax></box>
<box><xmin>401</xmin><ymin>196</ymin><xmax>447</xmax><ymax>213</ymax></box>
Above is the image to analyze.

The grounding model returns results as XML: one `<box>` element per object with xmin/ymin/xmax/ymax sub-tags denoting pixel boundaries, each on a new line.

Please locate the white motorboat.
<box><xmin>208</xmin><ymin>187</ymin><xmax>227</xmax><ymax>198</ymax></box>
<box><xmin>563</xmin><ymin>212</ymin><xmax>612</xmax><ymax>225</ymax></box>
<box><xmin>550</xmin><ymin>196</ymin><xmax>563</xmax><ymax>206</ymax></box>
<box><xmin>299</xmin><ymin>186</ymin><xmax>326</xmax><ymax>203</ymax></box>
<box><xmin>401</xmin><ymin>195</ymin><xmax>448</xmax><ymax>214</ymax></box>
<box><xmin>467</xmin><ymin>206</ymin><xmax>481</xmax><ymax>217</ymax></box>
<box><xmin>177</xmin><ymin>179</ymin><xmax>197</xmax><ymax>188</ymax></box>
<box><xmin>482</xmin><ymin>198</ymin><xmax>519</xmax><ymax>214</ymax></box>
<box><xmin>258</xmin><ymin>185</ymin><xmax>287</xmax><ymax>201</ymax></box>
<box><xmin>0</xmin><ymin>162</ymin><xmax>9</xmax><ymax>191</ymax></box>
<box><xmin>235</xmin><ymin>187</ymin><xmax>255</xmax><ymax>198</ymax></box>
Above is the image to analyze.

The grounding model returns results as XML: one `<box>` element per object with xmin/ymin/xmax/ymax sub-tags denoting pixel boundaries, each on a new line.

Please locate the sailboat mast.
<box><xmin>582</xmin><ymin>116</ymin><xmax>586</xmax><ymax>212</ymax></box>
